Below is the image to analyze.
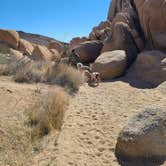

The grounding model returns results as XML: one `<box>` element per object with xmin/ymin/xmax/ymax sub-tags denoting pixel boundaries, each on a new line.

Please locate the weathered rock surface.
<box><xmin>103</xmin><ymin>0</ymin><xmax>145</xmax><ymax>67</ymax></box>
<box><xmin>116</xmin><ymin>108</ymin><xmax>166</xmax><ymax>160</ymax></box>
<box><xmin>48</xmin><ymin>41</ymin><xmax>64</xmax><ymax>54</ymax></box>
<box><xmin>32</xmin><ymin>45</ymin><xmax>53</xmax><ymax>61</ymax></box>
<box><xmin>92</xmin><ymin>50</ymin><xmax>127</xmax><ymax>80</ymax></box>
<box><xmin>134</xmin><ymin>0</ymin><xmax>166</xmax><ymax>51</ymax></box>
<box><xmin>18</xmin><ymin>39</ymin><xmax>34</xmax><ymax>56</ymax></box>
<box><xmin>0</xmin><ymin>30</ymin><xmax>20</xmax><ymax>49</ymax></box>
<box><xmin>18</xmin><ymin>31</ymin><xmax>67</xmax><ymax>47</ymax></box>
<box><xmin>49</xmin><ymin>49</ymin><xmax>61</xmax><ymax>62</ymax></box>
<box><xmin>74</xmin><ymin>41</ymin><xmax>103</xmax><ymax>63</ymax></box>
<box><xmin>89</xmin><ymin>21</ymin><xmax>112</xmax><ymax>41</ymax></box>
<box><xmin>69</xmin><ymin>37</ymin><xmax>88</xmax><ymax>48</ymax></box>
<box><xmin>127</xmin><ymin>51</ymin><xmax>166</xmax><ymax>86</ymax></box>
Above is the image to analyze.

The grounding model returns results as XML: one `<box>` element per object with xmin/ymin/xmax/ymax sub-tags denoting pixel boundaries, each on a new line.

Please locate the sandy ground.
<box><xmin>55</xmin><ymin>80</ymin><xmax>166</xmax><ymax>166</ymax></box>
<box><xmin>0</xmin><ymin>76</ymin><xmax>166</xmax><ymax>166</ymax></box>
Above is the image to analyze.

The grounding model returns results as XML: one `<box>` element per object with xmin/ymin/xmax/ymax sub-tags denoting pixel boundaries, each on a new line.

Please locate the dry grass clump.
<box><xmin>46</xmin><ymin>64</ymin><xmax>84</xmax><ymax>93</ymax></box>
<box><xmin>29</xmin><ymin>87</ymin><xmax>70</xmax><ymax>140</ymax></box>
<box><xmin>0</xmin><ymin>59</ymin><xmax>26</xmax><ymax>76</ymax></box>
<box><xmin>0</xmin><ymin>111</ymin><xmax>32</xmax><ymax>166</ymax></box>
<box><xmin>13</xmin><ymin>61</ymin><xmax>50</xmax><ymax>83</ymax></box>
<box><xmin>13</xmin><ymin>62</ymin><xmax>84</xmax><ymax>93</ymax></box>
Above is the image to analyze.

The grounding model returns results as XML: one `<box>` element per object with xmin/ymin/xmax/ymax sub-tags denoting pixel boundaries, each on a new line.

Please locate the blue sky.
<box><xmin>0</xmin><ymin>0</ymin><xmax>110</xmax><ymax>42</ymax></box>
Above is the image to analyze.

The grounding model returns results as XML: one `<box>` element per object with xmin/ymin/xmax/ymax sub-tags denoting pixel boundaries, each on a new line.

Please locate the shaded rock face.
<box><xmin>107</xmin><ymin>0</ymin><xmax>166</xmax><ymax>52</ymax></box>
<box><xmin>48</xmin><ymin>41</ymin><xmax>64</xmax><ymax>54</ymax></box>
<box><xmin>92</xmin><ymin>50</ymin><xmax>127</xmax><ymax>80</ymax></box>
<box><xmin>18</xmin><ymin>39</ymin><xmax>34</xmax><ymax>56</ymax></box>
<box><xmin>105</xmin><ymin>0</ymin><xmax>145</xmax><ymax>67</ymax></box>
<box><xmin>126</xmin><ymin>51</ymin><xmax>166</xmax><ymax>86</ymax></box>
<box><xmin>69</xmin><ymin>37</ymin><xmax>89</xmax><ymax>48</ymax></box>
<box><xmin>0</xmin><ymin>30</ymin><xmax>20</xmax><ymax>49</ymax></box>
<box><xmin>89</xmin><ymin>21</ymin><xmax>112</xmax><ymax>41</ymax></box>
<box><xmin>134</xmin><ymin>0</ymin><xmax>166</xmax><ymax>51</ymax></box>
<box><xmin>74</xmin><ymin>41</ymin><xmax>103</xmax><ymax>63</ymax></box>
<box><xmin>116</xmin><ymin>108</ymin><xmax>166</xmax><ymax>161</ymax></box>
<box><xmin>32</xmin><ymin>45</ymin><xmax>54</xmax><ymax>61</ymax></box>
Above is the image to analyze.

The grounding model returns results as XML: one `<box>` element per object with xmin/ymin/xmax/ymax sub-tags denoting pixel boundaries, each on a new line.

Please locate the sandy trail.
<box><xmin>0</xmin><ymin>76</ymin><xmax>166</xmax><ymax>166</ymax></box>
<box><xmin>55</xmin><ymin>80</ymin><xmax>166</xmax><ymax>166</ymax></box>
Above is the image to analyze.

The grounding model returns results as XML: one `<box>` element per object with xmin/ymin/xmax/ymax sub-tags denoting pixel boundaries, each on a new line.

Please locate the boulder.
<box><xmin>60</xmin><ymin>57</ymin><xmax>69</xmax><ymax>65</ymax></box>
<box><xmin>89</xmin><ymin>21</ymin><xmax>112</xmax><ymax>41</ymax></box>
<box><xmin>49</xmin><ymin>49</ymin><xmax>61</xmax><ymax>62</ymax></box>
<box><xmin>92</xmin><ymin>50</ymin><xmax>127</xmax><ymax>80</ymax></box>
<box><xmin>74</xmin><ymin>41</ymin><xmax>103</xmax><ymax>63</ymax></box>
<box><xmin>134</xmin><ymin>0</ymin><xmax>166</xmax><ymax>51</ymax></box>
<box><xmin>103</xmin><ymin>0</ymin><xmax>145</xmax><ymax>67</ymax></box>
<box><xmin>32</xmin><ymin>45</ymin><xmax>54</xmax><ymax>61</ymax></box>
<box><xmin>48</xmin><ymin>41</ymin><xmax>64</xmax><ymax>53</ymax></box>
<box><xmin>127</xmin><ymin>51</ymin><xmax>166</xmax><ymax>86</ymax></box>
<box><xmin>18</xmin><ymin>39</ymin><xmax>34</xmax><ymax>56</ymax></box>
<box><xmin>69</xmin><ymin>37</ymin><xmax>88</xmax><ymax>48</ymax></box>
<box><xmin>116</xmin><ymin>108</ymin><xmax>166</xmax><ymax>160</ymax></box>
<box><xmin>0</xmin><ymin>29</ymin><xmax>20</xmax><ymax>49</ymax></box>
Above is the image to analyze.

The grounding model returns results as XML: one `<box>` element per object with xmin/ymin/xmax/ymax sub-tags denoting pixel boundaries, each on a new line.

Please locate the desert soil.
<box><xmin>0</xmin><ymin>76</ymin><xmax>166</xmax><ymax>166</ymax></box>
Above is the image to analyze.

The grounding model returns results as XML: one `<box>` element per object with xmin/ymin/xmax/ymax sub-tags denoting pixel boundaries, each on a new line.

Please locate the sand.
<box><xmin>0</xmin><ymin>76</ymin><xmax>166</xmax><ymax>166</ymax></box>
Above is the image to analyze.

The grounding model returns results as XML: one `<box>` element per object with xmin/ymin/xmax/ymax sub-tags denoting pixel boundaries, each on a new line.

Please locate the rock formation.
<box><xmin>92</xmin><ymin>50</ymin><xmax>127</xmax><ymax>80</ymax></box>
<box><xmin>18</xmin><ymin>39</ymin><xmax>34</xmax><ymax>56</ymax></box>
<box><xmin>127</xmin><ymin>51</ymin><xmax>166</xmax><ymax>86</ymax></box>
<box><xmin>116</xmin><ymin>108</ymin><xmax>166</xmax><ymax>161</ymax></box>
<box><xmin>0</xmin><ymin>30</ymin><xmax>20</xmax><ymax>49</ymax></box>
<box><xmin>74</xmin><ymin>41</ymin><xmax>103</xmax><ymax>63</ymax></box>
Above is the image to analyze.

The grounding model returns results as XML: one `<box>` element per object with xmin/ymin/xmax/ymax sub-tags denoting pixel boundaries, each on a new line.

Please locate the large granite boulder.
<box><xmin>127</xmin><ymin>51</ymin><xmax>166</xmax><ymax>86</ymax></box>
<box><xmin>89</xmin><ymin>21</ymin><xmax>112</xmax><ymax>41</ymax></box>
<box><xmin>74</xmin><ymin>41</ymin><xmax>103</xmax><ymax>63</ymax></box>
<box><xmin>103</xmin><ymin>0</ymin><xmax>144</xmax><ymax>67</ymax></box>
<box><xmin>92</xmin><ymin>50</ymin><xmax>127</xmax><ymax>80</ymax></box>
<box><xmin>32</xmin><ymin>45</ymin><xmax>54</xmax><ymax>61</ymax></box>
<box><xmin>116</xmin><ymin>108</ymin><xmax>166</xmax><ymax>161</ymax></box>
<box><xmin>134</xmin><ymin>0</ymin><xmax>166</xmax><ymax>51</ymax></box>
<box><xmin>0</xmin><ymin>29</ymin><xmax>20</xmax><ymax>49</ymax></box>
<box><xmin>18</xmin><ymin>39</ymin><xmax>34</xmax><ymax>56</ymax></box>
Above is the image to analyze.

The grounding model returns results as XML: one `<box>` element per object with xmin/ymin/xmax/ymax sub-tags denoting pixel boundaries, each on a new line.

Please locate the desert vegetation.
<box><xmin>0</xmin><ymin>59</ymin><xmax>84</xmax><ymax>94</ymax></box>
<box><xmin>29</xmin><ymin>88</ymin><xmax>70</xmax><ymax>140</ymax></box>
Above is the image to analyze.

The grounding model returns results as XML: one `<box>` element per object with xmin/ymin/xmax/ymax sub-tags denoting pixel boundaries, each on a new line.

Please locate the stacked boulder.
<box><xmin>0</xmin><ymin>30</ymin><xmax>20</xmax><ymax>49</ymax></box>
<box><xmin>0</xmin><ymin>29</ymin><xmax>62</xmax><ymax>63</ymax></box>
<box><xmin>69</xmin><ymin>0</ymin><xmax>166</xmax><ymax>84</ymax></box>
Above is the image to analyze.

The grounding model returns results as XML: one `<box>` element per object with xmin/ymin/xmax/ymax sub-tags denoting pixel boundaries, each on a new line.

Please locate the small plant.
<box><xmin>29</xmin><ymin>88</ymin><xmax>70</xmax><ymax>140</ymax></box>
<box><xmin>54</xmin><ymin>64</ymin><xmax>84</xmax><ymax>94</ymax></box>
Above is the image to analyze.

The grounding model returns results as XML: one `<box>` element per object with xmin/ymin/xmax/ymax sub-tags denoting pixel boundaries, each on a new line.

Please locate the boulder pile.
<box><xmin>0</xmin><ymin>29</ymin><xmax>64</xmax><ymax>62</ymax></box>
<box><xmin>67</xmin><ymin>0</ymin><xmax>166</xmax><ymax>84</ymax></box>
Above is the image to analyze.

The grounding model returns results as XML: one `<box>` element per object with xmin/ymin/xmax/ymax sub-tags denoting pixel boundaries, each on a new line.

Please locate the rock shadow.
<box><xmin>115</xmin><ymin>148</ymin><xmax>166</xmax><ymax>166</ymax></box>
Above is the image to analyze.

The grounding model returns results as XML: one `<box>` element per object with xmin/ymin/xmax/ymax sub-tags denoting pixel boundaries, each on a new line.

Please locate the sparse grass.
<box><xmin>29</xmin><ymin>88</ymin><xmax>70</xmax><ymax>140</ymax></box>
<box><xmin>0</xmin><ymin>110</ymin><xmax>32</xmax><ymax>166</ymax></box>
<box><xmin>11</xmin><ymin>61</ymin><xmax>84</xmax><ymax>93</ymax></box>
<box><xmin>47</xmin><ymin>64</ymin><xmax>84</xmax><ymax>94</ymax></box>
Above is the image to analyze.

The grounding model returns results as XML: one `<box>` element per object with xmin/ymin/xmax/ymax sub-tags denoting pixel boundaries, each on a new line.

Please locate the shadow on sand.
<box><xmin>115</xmin><ymin>150</ymin><xmax>166</xmax><ymax>166</ymax></box>
<box><xmin>103</xmin><ymin>75</ymin><xmax>165</xmax><ymax>90</ymax></box>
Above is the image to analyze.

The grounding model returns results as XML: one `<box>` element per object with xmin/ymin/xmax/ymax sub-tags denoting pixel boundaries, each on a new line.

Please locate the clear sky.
<box><xmin>0</xmin><ymin>0</ymin><xmax>110</xmax><ymax>42</ymax></box>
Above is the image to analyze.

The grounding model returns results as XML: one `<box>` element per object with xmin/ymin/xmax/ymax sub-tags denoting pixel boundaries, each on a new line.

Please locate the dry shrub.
<box><xmin>0</xmin><ymin>59</ymin><xmax>26</xmax><ymax>76</ymax></box>
<box><xmin>13</xmin><ymin>62</ymin><xmax>84</xmax><ymax>93</ymax></box>
<box><xmin>46</xmin><ymin>64</ymin><xmax>84</xmax><ymax>93</ymax></box>
<box><xmin>29</xmin><ymin>87</ymin><xmax>70</xmax><ymax>140</ymax></box>
<box><xmin>0</xmin><ymin>110</ymin><xmax>32</xmax><ymax>166</ymax></box>
<box><xmin>13</xmin><ymin>61</ymin><xmax>51</xmax><ymax>83</ymax></box>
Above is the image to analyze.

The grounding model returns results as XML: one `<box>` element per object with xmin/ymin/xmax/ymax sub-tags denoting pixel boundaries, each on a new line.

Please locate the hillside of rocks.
<box><xmin>18</xmin><ymin>31</ymin><xmax>67</xmax><ymax>47</ymax></box>
<box><xmin>0</xmin><ymin>0</ymin><xmax>166</xmax><ymax>165</ymax></box>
